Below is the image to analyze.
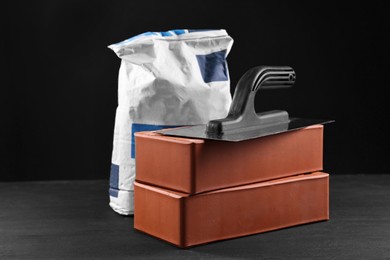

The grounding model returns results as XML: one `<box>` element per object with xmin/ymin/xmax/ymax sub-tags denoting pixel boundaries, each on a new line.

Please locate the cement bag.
<box><xmin>108</xmin><ymin>29</ymin><xmax>233</xmax><ymax>215</ymax></box>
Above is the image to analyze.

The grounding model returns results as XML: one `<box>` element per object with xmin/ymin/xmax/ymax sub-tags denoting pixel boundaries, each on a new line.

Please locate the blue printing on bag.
<box><xmin>171</xmin><ymin>29</ymin><xmax>186</xmax><ymax>35</ymax></box>
<box><xmin>188</xmin><ymin>29</ymin><xmax>214</xmax><ymax>32</ymax></box>
<box><xmin>196</xmin><ymin>50</ymin><xmax>228</xmax><ymax>83</ymax></box>
<box><xmin>109</xmin><ymin>187</ymin><xmax>119</xmax><ymax>198</ymax></box>
<box><xmin>131</xmin><ymin>123</ymin><xmax>178</xmax><ymax>159</ymax></box>
<box><xmin>161</xmin><ymin>31</ymin><xmax>173</xmax><ymax>36</ymax></box>
<box><xmin>109</xmin><ymin>164</ymin><xmax>119</xmax><ymax>198</ymax></box>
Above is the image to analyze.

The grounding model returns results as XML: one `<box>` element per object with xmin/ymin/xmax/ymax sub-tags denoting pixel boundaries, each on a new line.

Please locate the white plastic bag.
<box><xmin>108</xmin><ymin>29</ymin><xmax>233</xmax><ymax>215</ymax></box>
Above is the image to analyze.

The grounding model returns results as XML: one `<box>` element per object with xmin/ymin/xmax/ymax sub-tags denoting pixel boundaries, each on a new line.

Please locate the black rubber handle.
<box><xmin>206</xmin><ymin>66</ymin><xmax>296</xmax><ymax>135</ymax></box>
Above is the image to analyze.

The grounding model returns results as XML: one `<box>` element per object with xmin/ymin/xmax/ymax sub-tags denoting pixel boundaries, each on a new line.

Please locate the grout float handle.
<box><xmin>206</xmin><ymin>66</ymin><xmax>296</xmax><ymax>136</ymax></box>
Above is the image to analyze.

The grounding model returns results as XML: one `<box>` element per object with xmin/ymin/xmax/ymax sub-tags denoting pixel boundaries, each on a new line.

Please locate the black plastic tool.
<box><xmin>158</xmin><ymin>66</ymin><xmax>333</xmax><ymax>142</ymax></box>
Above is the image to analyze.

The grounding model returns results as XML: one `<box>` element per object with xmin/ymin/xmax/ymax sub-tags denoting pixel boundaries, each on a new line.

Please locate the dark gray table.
<box><xmin>1</xmin><ymin>175</ymin><xmax>390</xmax><ymax>259</ymax></box>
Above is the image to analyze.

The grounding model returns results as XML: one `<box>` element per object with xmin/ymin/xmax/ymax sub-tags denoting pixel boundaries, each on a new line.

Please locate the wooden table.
<box><xmin>1</xmin><ymin>175</ymin><xmax>389</xmax><ymax>259</ymax></box>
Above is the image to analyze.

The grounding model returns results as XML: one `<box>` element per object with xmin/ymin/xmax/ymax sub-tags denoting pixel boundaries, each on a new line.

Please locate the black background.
<box><xmin>2</xmin><ymin>1</ymin><xmax>389</xmax><ymax>181</ymax></box>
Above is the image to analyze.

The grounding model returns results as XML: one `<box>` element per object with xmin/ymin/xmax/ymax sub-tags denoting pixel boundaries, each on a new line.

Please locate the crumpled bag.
<box><xmin>108</xmin><ymin>29</ymin><xmax>233</xmax><ymax>215</ymax></box>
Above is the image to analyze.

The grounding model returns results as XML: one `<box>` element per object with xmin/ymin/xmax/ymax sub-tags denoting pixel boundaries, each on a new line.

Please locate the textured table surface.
<box><xmin>1</xmin><ymin>175</ymin><xmax>390</xmax><ymax>259</ymax></box>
